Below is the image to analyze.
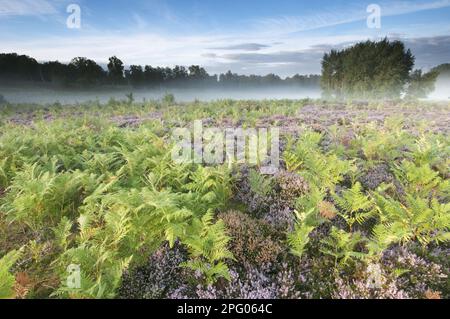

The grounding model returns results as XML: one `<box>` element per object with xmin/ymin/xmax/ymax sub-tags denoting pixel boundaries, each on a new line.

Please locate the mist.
<box><xmin>0</xmin><ymin>86</ymin><xmax>322</xmax><ymax>105</ymax></box>
<box><xmin>429</xmin><ymin>75</ymin><xmax>450</xmax><ymax>101</ymax></box>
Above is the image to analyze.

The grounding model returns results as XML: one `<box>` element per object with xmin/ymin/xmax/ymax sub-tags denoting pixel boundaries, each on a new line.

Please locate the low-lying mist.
<box><xmin>428</xmin><ymin>75</ymin><xmax>450</xmax><ymax>101</ymax></box>
<box><xmin>1</xmin><ymin>83</ymin><xmax>449</xmax><ymax>105</ymax></box>
<box><xmin>0</xmin><ymin>86</ymin><xmax>322</xmax><ymax>105</ymax></box>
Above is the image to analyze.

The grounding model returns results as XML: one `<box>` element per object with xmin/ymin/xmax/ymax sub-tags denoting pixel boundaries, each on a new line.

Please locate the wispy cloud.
<box><xmin>142</xmin><ymin>0</ymin><xmax>179</xmax><ymax>24</ymax></box>
<box><xmin>132</xmin><ymin>13</ymin><xmax>148</xmax><ymax>29</ymax></box>
<box><xmin>210</xmin><ymin>43</ymin><xmax>270</xmax><ymax>51</ymax></box>
<box><xmin>403</xmin><ymin>35</ymin><xmax>450</xmax><ymax>69</ymax></box>
<box><xmin>0</xmin><ymin>0</ymin><xmax>448</xmax><ymax>76</ymax></box>
<box><xmin>0</xmin><ymin>32</ymin><xmax>212</xmax><ymax>66</ymax></box>
<box><xmin>254</xmin><ymin>0</ymin><xmax>450</xmax><ymax>34</ymax></box>
<box><xmin>220</xmin><ymin>51</ymin><xmax>320</xmax><ymax>64</ymax></box>
<box><xmin>384</xmin><ymin>0</ymin><xmax>450</xmax><ymax>16</ymax></box>
<box><xmin>204</xmin><ymin>34</ymin><xmax>450</xmax><ymax>75</ymax></box>
<box><xmin>0</xmin><ymin>0</ymin><xmax>57</xmax><ymax>17</ymax></box>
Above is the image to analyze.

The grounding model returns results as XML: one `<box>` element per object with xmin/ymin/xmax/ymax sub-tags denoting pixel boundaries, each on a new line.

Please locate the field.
<box><xmin>0</xmin><ymin>98</ymin><xmax>449</xmax><ymax>299</ymax></box>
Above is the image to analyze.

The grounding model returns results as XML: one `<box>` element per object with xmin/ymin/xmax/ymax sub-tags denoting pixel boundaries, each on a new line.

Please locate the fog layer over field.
<box><xmin>428</xmin><ymin>75</ymin><xmax>450</xmax><ymax>100</ymax></box>
<box><xmin>1</xmin><ymin>83</ymin><xmax>449</xmax><ymax>105</ymax></box>
<box><xmin>0</xmin><ymin>86</ymin><xmax>322</xmax><ymax>104</ymax></box>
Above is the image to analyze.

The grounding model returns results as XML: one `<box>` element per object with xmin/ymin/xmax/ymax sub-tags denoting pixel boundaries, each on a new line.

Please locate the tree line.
<box><xmin>1</xmin><ymin>39</ymin><xmax>445</xmax><ymax>99</ymax></box>
<box><xmin>320</xmin><ymin>38</ymin><xmax>441</xmax><ymax>99</ymax></box>
<box><xmin>0</xmin><ymin>53</ymin><xmax>320</xmax><ymax>89</ymax></box>
<box><xmin>430</xmin><ymin>63</ymin><xmax>450</xmax><ymax>79</ymax></box>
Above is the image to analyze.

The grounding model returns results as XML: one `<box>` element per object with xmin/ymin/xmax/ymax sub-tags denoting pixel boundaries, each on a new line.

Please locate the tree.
<box><xmin>405</xmin><ymin>70</ymin><xmax>438</xmax><ymax>100</ymax></box>
<box><xmin>144</xmin><ymin>65</ymin><xmax>164</xmax><ymax>87</ymax></box>
<box><xmin>0</xmin><ymin>53</ymin><xmax>41</xmax><ymax>82</ymax></box>
<box><xmin>173</xmin><ymin>65</ymin><xmax>188</xmax><ymax>82</ymax></box>
<box><xmin>188</xmin><ymin>65</ymin><xmax>208</xmax><ymax>80</ymax></box>
<box><xmin>321</xmin><ymin>39</ymin><xmax>415</xmax><ymax>99</ymax></box>
<box><xmin>0</xmin><ymin>52</ymin><xmax>326</xmax><ymax>90</ymax></box>
<box><xmin>41</xmin><ymin>61</ymin><xmax>71</xmax><ymax>85</ymax></box>
<box><xmin>126</xmin><ymin>65</ymin><xmax>145</xmax><ymax>87</ymax></box>
<box><xmin>69</xmin><ymin>57</ymin><xmax>106</xmax><ymax>87</ymax></box>
<box><xmin>107</xmin><ymin>56</ymin><xmax>124</xmax><ymax>85</ymax></box>
<box><xmin>431</xmin><ymin>63</ymin><xmax>450</xmax><ymax>79</ymax></box>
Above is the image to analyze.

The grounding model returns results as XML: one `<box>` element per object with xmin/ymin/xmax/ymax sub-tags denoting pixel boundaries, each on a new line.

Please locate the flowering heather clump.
<box><xmin>426</xmin><ymin>245</ymin><xmax>450</xmax><ymax>281</ymax></box>
<box><xmin>382</xmin><ymin>246</ymin><xmax>448</xmax><ymax>299</ymax></box>
<box><xmin>263</xmin><ymin>171</ymin><xmax>310</xmax><ymax>230</ymax></box>
<box><xmin>232</xmin><ymin>166</ymin><xmax>271</xmax><ymax>217</ymax></box>
<box><xmin>284</xmin><ymin>252</ymin><xmax>337</xmax><ymax>299</ymax></box>
<box><xmin>219</xmin><ymin>266</ymin><xmax>280</xmax><ymax>299</ymax></box>
<box><xmin>173</xmin><ymin>263</ymin><xmax>302</xmax><ymax>299</ymax></box>
<box><xmin>223</xmin><ymin>263</ymin><xmax>301</xmax><ymax>299</ymax></box>
<box><xmin>264</xmin><ymin>203</ymin><xmax>297</xmax><ymax>231</ymax></box>
<box><xmin>119</xmin><ymin>242</ymin><xmax>188</xmax><ymax>299</ymax></box>
<box><xmin>275</xmin><ymin>171</ymin><xmax>309</xmax><ymax>203</ymax></box>
<box><xmin>219</xmin><ymin>211</ymin><xmax>284</xmax><ymax>265</ymax></box>
<box><xmin>332</xmin><ymin>263</ymin><xmax>410</xmax><ymax>299</ymax></box>
<box><xmin>358</xmin><ymin>163</ymin><xmax>394</xmax><ymax>191</ymax></box>
<box><xmin>232</xmin><ymin>168</ymin><xmax>309</xmax><ymax>225</ymax></box>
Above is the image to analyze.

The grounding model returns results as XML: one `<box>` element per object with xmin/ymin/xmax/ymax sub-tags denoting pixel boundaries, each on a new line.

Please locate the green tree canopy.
<box><xmin>405</xmin><ymin>69</ymin><xmax>438</xmax><ymax>100</ymax></box>
<box><xmin>431</xmin><ymin>63</ymin><xmax>450</xmax><ymax>79</ymax></box>
<box><xmin>107</xmin><ymin>56</ymin><xmax>125</xmax><ymax>85</ymax></box>
<box><xmin>321</xmin><ymin>39</ymin><xmax>415</xmax><ymax>99</ymax></box>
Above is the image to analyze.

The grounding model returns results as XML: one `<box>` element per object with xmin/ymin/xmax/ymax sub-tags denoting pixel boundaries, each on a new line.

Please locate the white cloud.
<box><xmin>0</xmin><ymin>0</ymin><xmax>57</xmax><ymax>17</ymax></box>
<box><xmin>253</xmin><ymin>0</ymin><xmax>450</xmax><ymax>34</ymax></box>
<box><xmin>4</xmin><ymin>30</ymin><xmax>447</xmax><ymax>77</ymax></box>
<box><xmin>384</xmin><ymin>0</ymin><xmax>450</xmax><ymax>15</ymax></box>
<box><xmin>0</xmin><ymin>33</ymin><xmax>215</xmax><ymax>66</ymax></box>
<box><xmin>0</xmin><ymin>0</ymin><xmax>448</xmax><ymax>76</ymax></box>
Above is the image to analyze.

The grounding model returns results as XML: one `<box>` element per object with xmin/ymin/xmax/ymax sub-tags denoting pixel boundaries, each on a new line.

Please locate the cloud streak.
<box><xmin>210</xmin><ymin>43</ymin><xmax>270</xmax><ymax>51</ymax></box>
<box><xmin>253</xmin><ymin>0</ymin><xmax>450</xmax><ymax>34</ymax></box>
<box><xmin>0</xmin><ymin>0</ymin><xmax>449</xmax><ymax>76</ymax></box>
<box><xmin>205</xmin><ymin>35</ymin><xmax>450</xmax><ymax>75</ymax></box>
<box><xmin>0</xmin><ymin>0</ymin><xmax>57</xmax><ymax>17</ymax></box>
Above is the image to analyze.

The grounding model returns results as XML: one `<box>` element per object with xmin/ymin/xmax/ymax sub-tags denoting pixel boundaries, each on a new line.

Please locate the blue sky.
<box><xmin>1</xmin><ymin>0</ymin><xmax>450</xmax><ymax>76</ymax></box>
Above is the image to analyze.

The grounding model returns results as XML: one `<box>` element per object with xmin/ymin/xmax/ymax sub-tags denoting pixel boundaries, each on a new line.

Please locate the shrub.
<box><xmin>382</xmin><ymin>246</ymin><xmax>447</xmax><ymax>299</ymax></box>
<box><xmin>219</xmin><ymin>211</ymin><xmax>283</xmax><ymax>265</ymax></box>
<box><xmin>162</xmin><ymin>93</ymin><xmax>175</xmax><ymax>105</ymax></box>
<box><xmin>169</xmin><ymin>263</ymin><xmax>301</xmax><ymax>299</ymax></box>
<box><xmin>119</xmin><ymin>242</ymin><xmax>188</xmax><ymax>299</ymax></box>
<box><xmin>275</xmin><ymin>171</ymin><xmax>309</xmax><ymax>203</ymax></box>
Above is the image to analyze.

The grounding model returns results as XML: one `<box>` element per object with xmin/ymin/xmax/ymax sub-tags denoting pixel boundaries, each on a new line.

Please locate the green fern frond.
<box><xmin>248</xmin><ymin>168</ymin><xmax>272</xmax><ymax>196</ymax></box>
<box><xmin>333</xmin><ymin>182</ymin><xmax>374</xmax><ymax>230</ymax></box>
<box><xmin>320</xmin><ymin>227</ymin><xmax>366</xmax><ymax>266</ymax></box>
<box><xmin>287</xmin><ymin>223</ymin><xmax>315</xmax><ymax>258</ymax></box>
<box><xmin>0</xmin><ymin>249</ymin><xmax>23</xmax><ymax>299</ymax></box>
<box><xmin>182</xmin><ymin>214</ymin><xmax>233</xmax><ymax>284</ymax></box>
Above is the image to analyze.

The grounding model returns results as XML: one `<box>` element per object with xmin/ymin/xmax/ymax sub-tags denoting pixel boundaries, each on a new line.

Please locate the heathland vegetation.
<box><xmin>0</xmin><ymin>98</ymin><xmax>448</xmax><ymax>299</ymax></box>
<box><xmin>0</xmin><ymin>39</ymin><xmax>448</xmax><ymax>299</ymax></box>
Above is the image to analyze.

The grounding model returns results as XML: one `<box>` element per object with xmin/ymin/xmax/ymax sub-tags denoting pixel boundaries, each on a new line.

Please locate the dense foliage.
<box><xmin>431</xmin><ymin>63</ymin><xmax>450</xmax><ymax>79</ymax></box>
<box><xmin>0</xmin><ymin>53</ymin><xmax>320</xmax><ymax>89</ymax></box>
<box><xmin>0</xmin><ymin>98</ymin><xmax>448</xmax><ymax>299</ymax></box>
<box><xmin>321</xmin><ymin>39</ymin><xmax>437</xmax><ymax>99</ymax></box>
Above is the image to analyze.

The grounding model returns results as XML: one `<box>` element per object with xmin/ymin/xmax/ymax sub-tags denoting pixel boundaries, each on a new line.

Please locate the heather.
<box><xmin>0</xmin><ymin>98</ymin><xmax>449</xmax><ymax>299</ymax></box>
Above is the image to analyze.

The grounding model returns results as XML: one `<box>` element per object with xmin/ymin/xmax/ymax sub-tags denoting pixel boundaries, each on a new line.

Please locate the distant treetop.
<box><xmin>0</xmin><ymin>53</ymin><xmax>320</xmax><ymax>89</ymax></box>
